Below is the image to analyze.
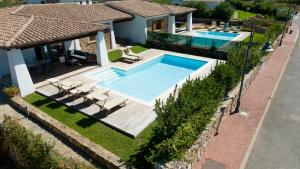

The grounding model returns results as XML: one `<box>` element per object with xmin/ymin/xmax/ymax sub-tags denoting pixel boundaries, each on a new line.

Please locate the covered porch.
<box><xmin>1</xmin><ymin>30</ymin><xmax>110</xmax><ymax>97</ymax></box>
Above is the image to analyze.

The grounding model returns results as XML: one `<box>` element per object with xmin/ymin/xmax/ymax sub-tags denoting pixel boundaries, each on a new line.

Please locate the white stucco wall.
<box><xmin>0</xmin><ymin>49</ymin><xmax>10</xmax><ymax>78</ymax></box>
<box><xmin>7</xmin><ymin>49</ymin><xmax>35</xmax><ymax>97</ymax></box>
<box><xmin>168</xmin><ymin>15</ymin><xmax>176</xmax><ymax>34</ymax></box>
<box><xmin>96</xmin><ymin>31</ymin><xmax>109</xmax><ymax>66</ymax></box>
<box><xmin>114</xmin><ymin>15</ymin><xmax>147</xmax><ymax>44</ymax></box>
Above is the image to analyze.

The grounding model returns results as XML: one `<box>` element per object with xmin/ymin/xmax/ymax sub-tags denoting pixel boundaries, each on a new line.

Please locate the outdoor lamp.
<box><xmin>261</xmin><ymin>31</ymin><xmax>274</xmax><ymax>52</ymax></box>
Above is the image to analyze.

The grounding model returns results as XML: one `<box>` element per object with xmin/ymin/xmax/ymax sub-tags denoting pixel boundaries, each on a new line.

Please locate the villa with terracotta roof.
<box><xmin>106</xmin><ymin>0</ymin><xmax>196</xmax><ymax>44</ymax></box>
<box><xmin>0</xmin><ymin>1</ymin><xmax>195</xmax><ymax>97</ymax></box>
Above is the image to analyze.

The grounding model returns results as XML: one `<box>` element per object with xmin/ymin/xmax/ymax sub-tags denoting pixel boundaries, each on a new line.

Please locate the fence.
<box><xmin>146</xmin><ymin>31</ymin><xmax>232</xmax><ymax>60</ymax></box>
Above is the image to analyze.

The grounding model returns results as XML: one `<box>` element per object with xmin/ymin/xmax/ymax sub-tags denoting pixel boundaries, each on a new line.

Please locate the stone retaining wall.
<box><xmin>9</xmin><ymin>97</ymin><xmax>127</xmax><ymax>169</ymax></box>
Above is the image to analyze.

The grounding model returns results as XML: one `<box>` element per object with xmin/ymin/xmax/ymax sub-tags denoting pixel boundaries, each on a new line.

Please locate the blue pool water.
<box><xmin>192</xmin><ymin>31</ymin><xmax>239</xmax><ymax>48</ymax></box>
<box><xmin>88</xmin><ymin>54</ymin><xmax>207</xmax><ymax>102</ymax></box>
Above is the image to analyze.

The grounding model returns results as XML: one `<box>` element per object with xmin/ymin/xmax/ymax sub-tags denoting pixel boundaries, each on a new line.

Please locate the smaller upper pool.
<box><xmin>191</xmin><ymin>31</ymin><xmax>240</xmax><ymax>48</ymax></box>
<box><xmin>196</xmin><ymin>31</ymin><xmax>239</xmax><ymax>40</ymax></box>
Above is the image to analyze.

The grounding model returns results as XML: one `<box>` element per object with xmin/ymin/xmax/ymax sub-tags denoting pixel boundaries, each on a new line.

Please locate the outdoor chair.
<box><xmin>120</xmin><ymin>50</ymin><xmax>140</xmax><ymax>63</ymax></box>
<box><xmin>69</xmin><ymin>83</ymin><xmax>96</xmax><ymax>99</ymax></box>
<box><xmin>95</xmin><ymin>96</ymin><xmax>128</xmax><ymax>115</ymax></box>
<box><xmin>47</xmin><ymin>78</ymin><xmax>84</xmax><ymax>95</ymax></box>
<box><xmin>59</xmin><ymin>80</ymin><xmax>84</xmax><ymax>95</ymax></box>
<box><xmin>67</xmin><ymin>50</ymin><xmax>96</xmax><ymax>63</ymax></box>
<box><xmin>124</xmin><ymin>48</ymin><xmax>143</xmax><ymax>60</ymax></box>
<box><xmin>84</xmin><ymin>88</ymin><xmax>110</xmax><ymax>103</ymax></box>
<box><xmin>208</xmin><ymin>21</ymin><xmax>217</xmax><ymax>31</ymax></box>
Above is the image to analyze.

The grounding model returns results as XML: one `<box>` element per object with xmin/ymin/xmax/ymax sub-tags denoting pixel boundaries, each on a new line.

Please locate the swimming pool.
<box><xmin>191</xmin><ymin>31</ymin><xmax>240</xmax><ymax>48</ymax></box>
<box><xmin>87</xmin><ymin>54</ymin><xmax>208</xmax><ymax>103</ymax></box>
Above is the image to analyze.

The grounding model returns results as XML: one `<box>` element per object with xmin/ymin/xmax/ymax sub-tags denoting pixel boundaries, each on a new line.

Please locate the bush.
<box><xmin>1</xmin><ymin>116</ymin><xmax>94</xmax><ymax>169</ymax></box>
<box><xmin>133</xmin><ymin>18</ymin><xmax>277</xmax><ymax>166</ymax></box>
<box><xmin>182</xmin><ymin>1</ymin><xmax>210</xmax><ymax>18</ymax></box>
<box><xmin>276</xmin><ymin>7</ymin><xmax>293</xmax><ymax>21</ymax></box>
<box><xmin>211</xmin><ymin>63</ymin><xmax>239</xmax><ymax>95</ymax></box>
<box><xmin>3</xmin><ymin>86</ymin><xmax>20</xmax><ymax>97</ymax></box>
<box><xmin>212</xmin><ymin>2</ymin><xmax>234</xmax><ymax>21</ymax></box>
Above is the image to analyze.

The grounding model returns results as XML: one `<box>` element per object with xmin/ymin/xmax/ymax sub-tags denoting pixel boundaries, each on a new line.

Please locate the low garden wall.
<box><xmin>156</xmin><ymin>58</ymin><xmax>264</xmax><ymax>169</ymax></box>
<box><xmin>9</xmin><ymin>97</ymin><xmax>126</xmax><ymax>169</ymax></box>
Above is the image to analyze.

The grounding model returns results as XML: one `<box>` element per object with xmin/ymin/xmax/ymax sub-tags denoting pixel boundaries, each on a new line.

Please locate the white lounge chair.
<box><xmin>124</xmin><ymin>48</ymin><xmax>143</xmax><ymax>60</ymax></box>
<box><xmin>121</xmin><ymin>50</ymin><xmax>140</xmax><ymax>63</ymax></box>
<box><xmin>95</xmin><ymin>96</ymin><xmax>128</xmax><ymax>114</ymax></box>
<box><xmin>84</xmin><ymin>88</ymin><xmax>110</xmax><ymax>102</ymax></box>
<box><xmin>69</xmin><ymin>83</ymin><xmax>96</xmax><ymax>98</ymax></box>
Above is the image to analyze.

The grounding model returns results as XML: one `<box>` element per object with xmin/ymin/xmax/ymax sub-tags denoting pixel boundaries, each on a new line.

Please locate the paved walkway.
<box><xmin>245</xmin><ymin>17</ymin><xmax>300</xmax><ymax>169</ymax></box>
<box><xmin>0</xmin><ymin>87</ymin><xmax>97</xmax><ymax>168</ymax></box>
<box><xmin>194</xmin><ymin>20</ymin><xmax>299</xmax><ymax>169</ymax></box>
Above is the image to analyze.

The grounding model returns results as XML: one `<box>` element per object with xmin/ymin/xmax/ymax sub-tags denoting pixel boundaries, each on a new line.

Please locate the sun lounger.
<box><xmin>48</xmin><ymin>78</ymin><xmax>84</xmax><ymax>94</ymax></box>
<box><xmin>47</xmin><ymin>78</ymin><xmax>63</xmax><ymax>92</ymax></box>
<box><xmin>95</xmin><ymin>96</ymin><xmax>128</xmax><ymax>114</ymax></box>
<box><xmin>208</xmin><ymin>21</ymin><xmax>217</xmax><ymax>31</ymax></box>
<box><xmin>124</xmin><ymin>48</ymin><xmax>143</xmax><ymax>60</ymax></box>
<box><xmin>216</xmin><ymin>27</ymin><xmax>222</xmax><ymax>32</ymax></box>
<box><xmin>69</xmin><ymin>83</ymin><xmax>96</xmax><ymax>98</ymax></box>
<box><xmin>120</xmin><ymin>50</ymin><xmax>140</xmax><ymax>63</ymax></box>
<box><xmin>84</xmin><ymin>88</ymin><xmax>110</xmax><ymax>102</ymax></box>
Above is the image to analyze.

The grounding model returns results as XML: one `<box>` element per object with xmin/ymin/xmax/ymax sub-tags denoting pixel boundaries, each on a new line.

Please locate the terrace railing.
<box><xmin>146</xmin><ymin>31</ymin><xmax>230</xmax><ymax>60</ymax></box>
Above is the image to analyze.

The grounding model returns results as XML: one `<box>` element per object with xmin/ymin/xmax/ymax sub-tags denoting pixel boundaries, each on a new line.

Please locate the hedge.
<box><xmin>128</xmin><ymin>20</ymin><xmax>288</xmax><ymax>166</ymax></box>
<box><xmin>0</xmin><ymin>115</ymin><xmax>94</xmax><ymax>169</ymax></box>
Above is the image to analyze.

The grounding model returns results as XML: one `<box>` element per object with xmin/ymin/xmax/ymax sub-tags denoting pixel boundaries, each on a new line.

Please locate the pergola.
<box><xmin>0</xmin><ymin>6</ymin><xmax>110</xmax><ymax>97</ymax></box>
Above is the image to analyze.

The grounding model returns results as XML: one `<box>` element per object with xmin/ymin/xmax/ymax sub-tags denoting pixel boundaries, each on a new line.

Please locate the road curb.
<box><xmin>239</xmin><ymin>22</ymin><xmax>300</xmax><ymax>169</ymax></box>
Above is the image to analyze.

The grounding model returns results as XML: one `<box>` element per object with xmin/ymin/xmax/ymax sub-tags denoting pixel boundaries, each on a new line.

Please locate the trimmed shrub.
<box><xmin>212</xmin><ymin>2</ymin><xmax>234</xmax><ymax>21</ymax></box>
<box><xmin>276</xmin><ymin>7</ymin><xmax>293</xmax><ymax>21</ymax></box>
<box><xmin>182</xmin><ymin>1</ymin><xmax>210</xmax><ymax>18</ymax></box>
<box><xmin>1</xmin><ymin>116</ymin><xmax>94</xmax><ymax>169</ymax></box>
<box><xmin>3</xmin><ymin>86</ymin><xmax>20</xmax><ymax>97</ymax></box>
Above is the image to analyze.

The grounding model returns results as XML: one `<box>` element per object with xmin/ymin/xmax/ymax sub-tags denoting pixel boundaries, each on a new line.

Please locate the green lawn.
<box><xmin>108</xmin><ymin>49</ymin><xmax>122</xmax><ymax>62</ymax></box>
<box><xmin>24</xmin><ymin>93</ymin><xmax>155</xmax><ymax>161</ymax></box>
<box><xmin>129</xmin><ymin>45</ymin><xmax>148</xmax><ymax>54</ymax></box>
<box><xmin>108</xmin><ymin>45</ymin><xmax>148</xmax><ymax>62</ymax></box>
<box><xmin>243</xmin><ymin>33</ymin><xmax>268</xmax><ymax>45</ymax></box>
<box><xmin>235</xmin><ymin>10</ymin><xmax>256</xmax><ymax>20</ymax></box>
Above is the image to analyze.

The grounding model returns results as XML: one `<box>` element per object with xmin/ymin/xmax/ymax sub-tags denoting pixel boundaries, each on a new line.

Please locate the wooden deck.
<box><xmin>37</xmin><ymin>79</ymin><xmax>156</xmax><ymax>137</ymax></box>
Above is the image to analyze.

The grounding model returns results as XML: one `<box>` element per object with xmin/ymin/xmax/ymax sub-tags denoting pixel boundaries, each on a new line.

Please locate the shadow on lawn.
<box><xmin>31</xmin><ymin>97</ymin><xmax>53</xmax><ymax>107</ymax></box>
<box><xmin>76</xmin><ymin>117</ymin><xmax>97</xmax><ymax>128</ymax></box>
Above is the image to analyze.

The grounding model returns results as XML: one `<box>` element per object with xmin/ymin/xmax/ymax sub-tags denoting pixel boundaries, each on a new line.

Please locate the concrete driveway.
<box><xmin>245</xmin><ymin>16</ymin><xmax>300</xmax><ymax>169</ymax></box>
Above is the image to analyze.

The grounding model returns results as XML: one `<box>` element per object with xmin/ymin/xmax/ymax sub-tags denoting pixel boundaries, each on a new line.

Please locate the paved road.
<box><xmin>245</xmin><ymin>17</ymin><xmax>300</xmax><ymax>169</ymax></box>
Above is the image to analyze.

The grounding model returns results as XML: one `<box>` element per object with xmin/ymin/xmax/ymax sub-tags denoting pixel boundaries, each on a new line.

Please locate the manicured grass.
<box><xmin>244</xmin><ymin>33</ymin><xmax>268</xmax><ymax>44</ymax></box>
<box><xmin>235</xmin><ymin>10</ymin><xmax>256</xmax><ymax>20</ymax></box>
<box><xmin>24</xmin><ymin>93</ymin><xmax>155</xmax><ymax>161</ymax></box>
<box><xmin>108</xmin><ymin>49</ymin><xmax>122</xmax><ymax>62</ymax></box>
<box><xmin>130</xmin><ymin>45</ymin><xmax>148</xmax><ymax>54</ymax></box>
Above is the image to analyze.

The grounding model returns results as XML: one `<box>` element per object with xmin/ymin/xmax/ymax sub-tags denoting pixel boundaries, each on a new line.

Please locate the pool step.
<box><xmin>94</xmin><ymin>69</ymin><xmax>122</xmax><ymax>83</ymax></box>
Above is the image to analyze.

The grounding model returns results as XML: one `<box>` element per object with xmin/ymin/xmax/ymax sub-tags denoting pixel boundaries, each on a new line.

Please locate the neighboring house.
<box><xmin>171</xmin><ymin>0</ymin><xmax>224</xmax><ymax>9</ymax></box>
<box><xmin>0</xmin><ymin>2</ymin><xmax>195</xmax><ymax>97</ymax></box>
<box><xmin>106</xmin><ymin>0</ymin><xmax>196</xmax><ymax>44</ymax></box>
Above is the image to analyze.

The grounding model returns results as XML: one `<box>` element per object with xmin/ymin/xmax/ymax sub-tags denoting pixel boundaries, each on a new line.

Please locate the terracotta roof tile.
<box><xmin>0</xmin><ymin>4</ymin><xmax>120</xmax><ymax>49</ymax></box>
<box><xmin>105</xmin><ymin>0</ymin><xmax>195</xmax><ymax>17</ymax></box>
<box><xmin>16</xmin><ymin>3</ymin><xmax>133</xmax><ymax>23</ymax></box>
